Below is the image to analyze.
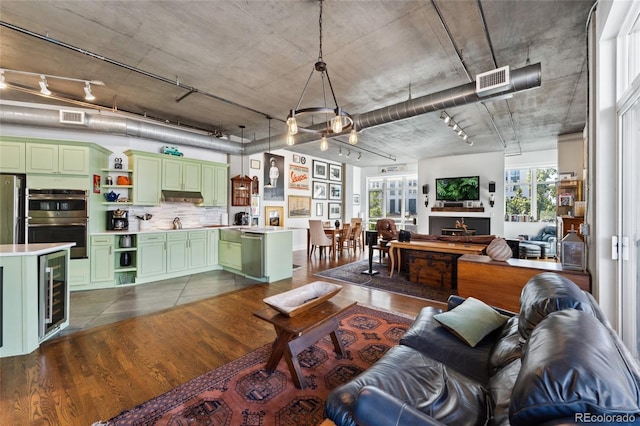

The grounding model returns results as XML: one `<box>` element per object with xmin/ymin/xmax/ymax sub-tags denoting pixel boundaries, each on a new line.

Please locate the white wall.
<box><xmin>418</xmin><ymin>152</ymin><xmax>504</xmax><ymax>236</ymax></box>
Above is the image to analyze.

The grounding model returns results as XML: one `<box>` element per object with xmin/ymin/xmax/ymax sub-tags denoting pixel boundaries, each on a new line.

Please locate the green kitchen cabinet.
<box><xmin>219</xmin><ymin>240</ymin><xmax>242</xmax><ymax>271</ymax></box>
<box><xmin>166</xmin><ymin>232</ymin><xmax>188</xmax><ymax>273</ymax></box>
<box><xmin>126</xmin><ymin>150</ymin><xmax>162</xmax><ymax>205</ymax></box>
<box><xmin>162</xmin><ymin>158</ymin><xmax>201</xmax><ymax>192</ymax></box>
<box><xmin>188</xmin><ymin>231</ymin><xmax>208</xmax><ymax>269</ymax></box>
<box><xmin>0</xmin><ymin>140</ymin><xmax>26</xmax><ymax>173</ymax></box>
<box><xmin>166</xmin><ymin>231</ymin><xmax>208</xmax><ymax>273</ymax></box>
<box><xmin>207</xmin><ymin>229</ymin><xmax>219</xmax><ymax>266</ymax></box>
<box><xmin>26</xmin><ymin>143</ymin><xmax>89</xmax><ymax>175</ymax></box>
<box><xmin>137</xmin><ymin>233</ymin><xmax>166</xmax><ymax>278</ymax></box>
<box><xmin>201</xmin><ymin>163</ymin><xmax>228</xmax><ymax>206</ymax></box>
<box><xmin>90</xmin><ymin>236</ymin><xmax>114</xmax><ymax>283</ymax></box>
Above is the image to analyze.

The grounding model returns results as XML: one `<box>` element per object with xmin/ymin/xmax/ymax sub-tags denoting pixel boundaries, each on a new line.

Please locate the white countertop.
<box><xmin>0</xmin><ymin>242</ymin><xmax>76</xmax><ymax>257</ymax></box>
<box><xmin>92</xmin><ymin>226</ymin><xmax>295</xmax><ymax>236</ymax></box>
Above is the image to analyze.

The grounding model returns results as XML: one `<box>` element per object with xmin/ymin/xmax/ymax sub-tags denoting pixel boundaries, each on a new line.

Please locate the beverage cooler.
<box><xmin>38</xmin><ymin>250</ymin><xmax>68</xmax><ymax>340</ymax></box>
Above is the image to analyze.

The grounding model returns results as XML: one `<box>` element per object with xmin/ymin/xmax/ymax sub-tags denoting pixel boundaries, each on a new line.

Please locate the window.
<box><xmin>367</xmin><ymin>175</ymin><xmax>417</xmax><ymax>229</ymax></box>
<box><xmin>505</xmin><ymin>167</ymin><xmax>557</xmax><ymax>222</ymax></box>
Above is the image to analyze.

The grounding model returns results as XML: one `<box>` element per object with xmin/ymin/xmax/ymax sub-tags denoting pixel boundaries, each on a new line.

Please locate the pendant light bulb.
<box><xmin>287</xmin><ymin>110</ymin><xmax>298</xmax><ymax>135</ymax></box>
<box><xmin>331</xmin><ymin>114</ymin><xmax>343</xmax><ymax>133</ymax></box>
<box><xmin>349</xmin><ymin>128</ymin><xmax>358</xmax><ymax>145</ymax></box>
<box><xmin>320</xmin><ymin>135</ymin><xmax>329</xmax><ymax>151</ymax></box>
<box><xmin>84</xmin><ymin>82</ymin><xmax>95</xmax><ymax>101</ymax></box>
<box><xmin>286</xmin><ymin>133</ymin><xmax>295</xmax><ymax>146</ymax></box>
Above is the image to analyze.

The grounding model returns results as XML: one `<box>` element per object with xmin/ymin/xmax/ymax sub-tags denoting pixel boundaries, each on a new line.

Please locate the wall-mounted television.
<box><xmin>435</xmin><ymin>176</ymin><xmax>480</xmax><ymax>201</ymax></box>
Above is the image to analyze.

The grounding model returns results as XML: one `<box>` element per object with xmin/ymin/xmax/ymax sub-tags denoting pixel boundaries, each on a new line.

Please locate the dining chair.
<box><xmin>337</xmin><ymin>223</ymin><xmax>354</xmax><ymax>255</ymax></box>
<box><xmin>309</xmin><ymin>220</ymin><xmax>333</xmax><ymax>258</ymax></box>
<box><xmin>349</xmin><ymin>221</ymin><xmax>363</xmax><ymax>252</ymax></box>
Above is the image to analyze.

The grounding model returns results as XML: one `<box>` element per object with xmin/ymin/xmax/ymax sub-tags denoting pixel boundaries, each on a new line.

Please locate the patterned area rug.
<box><xmin>99</xmin><ymin>305</ymin><xmax>412</xmax><ymax>426</ymax></box>
<box><xmin>315</xmin><ymin>259</ymin><xmax>455</xmax><ymax>303</ymax></box>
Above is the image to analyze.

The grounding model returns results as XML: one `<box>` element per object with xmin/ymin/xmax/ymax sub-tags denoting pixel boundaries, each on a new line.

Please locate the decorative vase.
<box><xmin>335</xmin><ymin>220</ymin><xmax>340</xmax><ymax>229</ymax></box>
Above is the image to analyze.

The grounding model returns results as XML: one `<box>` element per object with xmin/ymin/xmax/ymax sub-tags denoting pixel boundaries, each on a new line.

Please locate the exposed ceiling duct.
<box><xmin>0</xmin><ymin>63</ymin><xmax>541</xmax><ymax>156</ymax></box>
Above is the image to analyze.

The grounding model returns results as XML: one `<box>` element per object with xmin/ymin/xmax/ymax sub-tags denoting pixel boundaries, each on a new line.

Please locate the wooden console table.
<box><xmin>457</xmin><ymin>254</ymin><xmax>591</xmax><ymax>313</ymax></box>
<box><xmin>389</xmin><ymin>241</ymin><xmax>486</xmax><ymax>289</ymax></box>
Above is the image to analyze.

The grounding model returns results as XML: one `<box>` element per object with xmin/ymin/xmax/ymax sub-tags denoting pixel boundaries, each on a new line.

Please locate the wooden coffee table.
<box><xmin>253</xmin><ymin>299</ymin><xmax>356</xmax><ymax>389</ymax></box>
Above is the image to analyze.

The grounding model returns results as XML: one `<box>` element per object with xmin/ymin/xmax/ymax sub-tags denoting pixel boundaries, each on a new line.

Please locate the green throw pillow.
<box><xmin>434</xmin><ymin>297</ymin><xmax>509</xmax><ymax>347</ymax></box>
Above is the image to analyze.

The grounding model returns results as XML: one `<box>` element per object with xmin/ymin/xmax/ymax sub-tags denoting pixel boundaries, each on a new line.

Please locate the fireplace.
<box><xmin>429</xmin><ymin>216</ymin><xmax>491</xmax><ymax>235</ymax></box>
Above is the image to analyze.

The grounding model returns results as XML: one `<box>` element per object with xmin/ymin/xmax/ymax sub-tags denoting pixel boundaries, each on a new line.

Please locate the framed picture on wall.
<box><xmin>313</xmin><ymin>160</ymin><xmax>328</xmax><ymax>179</ymax></box>
<box><xmin>288</xmin><ymin>195</ymin><xmax>311</xmax><ymax>217</ymax></box>
<box><xmin>353</xmin><ymin>194</ymin><xmax>360</xmax><ymax>205</ymax></box>
<box><xmin>312</xmin><ymin>181</ymin><xmax>328</xmax><ymax>199</ymax></box>
<box><xmin>329</xmin><ymin>163</ymin><xmax>342</xmax><ymax>181</ymax></box>
<box><xmin>264</xmin><ymin>153</ymin><xmax>285</xmax><ymax>201</ymax></box>
<box><xmin>265</xmin><ymin>206</ymin><xmax>284</xmax><ymax>227</ymax></box>
<box><xmin>329</xmin><ymin>183</ymin><xmax>342</xmax><ymax>200</ymax></box>
<box><xmin>315</xmin><ymin>203</ymin><xmax>323</xmax><ymax>217</ymax></box>
<box><xmin>328</xmin><ymin>202</ymin><xmax>342</xmax><ymax>219</ymax></box>
<box><xmin>288</xmin><ymin>164</ymin><xmax>309</xmax><ymax>190</ymax></box>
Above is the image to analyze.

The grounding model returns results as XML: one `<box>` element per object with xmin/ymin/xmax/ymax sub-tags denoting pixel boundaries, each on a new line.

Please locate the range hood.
<box><xmin>161</xmin><ymin>190</ymin><xmax>204</xmax><ymax>204</ymax></box>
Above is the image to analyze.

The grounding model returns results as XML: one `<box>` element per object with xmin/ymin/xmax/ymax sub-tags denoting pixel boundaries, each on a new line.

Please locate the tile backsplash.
<box><xmin>126</xmin><ymin>203</ymin><xmax>227</xmax><ymax>231</ymax></box>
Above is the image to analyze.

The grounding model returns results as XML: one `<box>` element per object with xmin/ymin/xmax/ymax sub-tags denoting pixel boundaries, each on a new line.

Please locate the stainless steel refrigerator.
<box><xmin>0</xmin><ymin>174</ymin><xmax>26</xmax><ymax>245</ymax></box>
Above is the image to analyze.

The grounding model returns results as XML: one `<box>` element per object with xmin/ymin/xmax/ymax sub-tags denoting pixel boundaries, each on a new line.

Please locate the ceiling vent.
<box><xmin>476</xmin><ymin>66</ymin><xmax>510</xmax><ymax>97</ymax></box>
<box><xmin>59</xmin><ymin>110</ymin><xmax>85</xmax><ymax>125</ymax></box>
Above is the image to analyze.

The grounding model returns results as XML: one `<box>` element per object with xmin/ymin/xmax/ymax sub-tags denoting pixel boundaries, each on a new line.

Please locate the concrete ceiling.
<box><xmin>0</xmin><ymin>0</ymin><xmax>592</xmax><ymax>167</ymax></box>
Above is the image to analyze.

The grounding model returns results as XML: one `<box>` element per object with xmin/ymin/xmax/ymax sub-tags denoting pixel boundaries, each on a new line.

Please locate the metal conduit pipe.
<box><xmin>0</xmin><ymin>63</ymin><xmax>540</xmax><ymax>156</ymax></box>
<box><xmin>0</xmin><ymin>104</ymin><xmax>243</xmax><ymax>154</ymax></box>
<box><xmin>354</xmin><ymin>63</ymin><xmax>541</xmax><ymax>130</ymax></box>
<box><xmin>244</xmin><ymin>62</ymin><xmax>541</xmax><ymax>154</ymax></box>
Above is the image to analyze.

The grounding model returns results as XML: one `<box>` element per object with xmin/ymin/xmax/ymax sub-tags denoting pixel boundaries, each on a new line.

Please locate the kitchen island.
<box><xmin>0</xmin><ymin>243</ymin><xmax>75</xmax><ymax>358</ymax></box>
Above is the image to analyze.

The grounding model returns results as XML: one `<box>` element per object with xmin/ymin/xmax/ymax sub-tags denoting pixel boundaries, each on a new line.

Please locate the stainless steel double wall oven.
<box><xmin>27</xmin><ymin>189</ymin><xmax>88</xmax><ymax>259</ymax></box>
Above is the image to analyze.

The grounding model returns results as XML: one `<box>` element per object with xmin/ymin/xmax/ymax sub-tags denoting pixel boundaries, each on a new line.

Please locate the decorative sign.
<box><xmin>288</xmin><ymin>164</ymin><xmax>309</xmax><ymax>190</ymax></box>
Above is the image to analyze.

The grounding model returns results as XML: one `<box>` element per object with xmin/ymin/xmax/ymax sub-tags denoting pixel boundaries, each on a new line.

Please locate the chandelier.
<box><xmin>286</xmin><ymin>0</ymin><xmax>358</xmax><ymax>148</ymax></box>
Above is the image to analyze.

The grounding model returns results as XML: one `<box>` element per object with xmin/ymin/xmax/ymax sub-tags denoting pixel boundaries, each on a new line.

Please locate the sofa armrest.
<box><xmin>353</xmin><ymin>386</ymin><xmax>447</xmax><ymax>426</ymax></box>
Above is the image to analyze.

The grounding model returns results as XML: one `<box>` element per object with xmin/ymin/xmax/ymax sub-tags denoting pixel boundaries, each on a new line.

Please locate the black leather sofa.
<box><xmin>325</xmin><ymin>273</ymin><xmax>640</xmax><ymax>425</ymax></box>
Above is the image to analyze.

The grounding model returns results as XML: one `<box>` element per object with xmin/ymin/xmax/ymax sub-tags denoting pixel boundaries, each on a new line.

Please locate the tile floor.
<box><xmin>60</xmin><ymin>269</ymin><xmax>261</xmax><ymax>337</ymax></box>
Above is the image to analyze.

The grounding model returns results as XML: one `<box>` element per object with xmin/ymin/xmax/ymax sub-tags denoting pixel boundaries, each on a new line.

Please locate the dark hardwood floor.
<box><xmin>0</xmin><ymin>249</ymin><xmax>445</xmax><ymax>426</ymax></box>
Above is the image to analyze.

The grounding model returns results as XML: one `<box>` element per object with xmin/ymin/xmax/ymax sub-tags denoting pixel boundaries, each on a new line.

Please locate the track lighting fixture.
<box><xmin>357</xmin><ymin>152</ymin><xmax>361</xmax><ymax>161</ymax></box>
<box><xmin>440</xmin><ymin>110</ymin><xmax>473</xmax><ymax>147</ymax></box>
<box><xmin>339</xmin><ymin>146</ymin><xmax>343</xmax><ymax>156</ymax></box>
<box><xmin>84</xmin><ymin>82</ymin><xmax>95</xmax><ymax>101</ymax></box>
<box><xmin>39</xmin><ymin>76</ymin><xmax>51</xmax><ymax>95</ymax></box>
<box><xmin>0</xmin><ymin>68</ymin><xmax>104</xmax><ymax>101</ymax></box>
<box><xmin>346</xmin><ymin>149</ymin><xmax>351</xmax><ymax>158</ymax></box>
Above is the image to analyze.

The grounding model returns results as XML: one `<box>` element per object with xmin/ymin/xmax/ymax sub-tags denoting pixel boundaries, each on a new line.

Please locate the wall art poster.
<box><xmin>288</xmin><ymin>195</ymin><xmax>312</xmax><ymax>217</ymax></box>
<box><xmin>313</xmin><ymin>181</ymin><xmax>328</xmax><ymax>199</ymax></box>
<box><xmin>265</xmin><ymin>206</ymin><xmax>284</xmax><ymax>227</ymax></box>
<box><xmin>313</xmin><ymin>160</ymin><xmax>328</xmax><ymax>179</ymax></box>
<box><xmin>263</xmin><ymin>153</ymin><xmax>285</xmax><ymax>201</ymax></box>
<box><xmin>93</xmin><ymin>174</ymin><xmax>101</xmax><ymax>194</ymax></box>
<box><xmin>328</xmin><ymin>202</ymin><xmax>342</xmax><ymax>219</ymax></box>
<box><xmin>329</xmin><ymin>183</ymin><xmax>342</xmax><ymax>200</ymax></box>
<box><xmin>288</xmin><ymin>164</ymin><xmax>309</xmax><ymax>190</ymax></box>
<box><xmin>329</xmin><ymin>163</ymin><xmax>342</xmax><ymax>181</ymax></box>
